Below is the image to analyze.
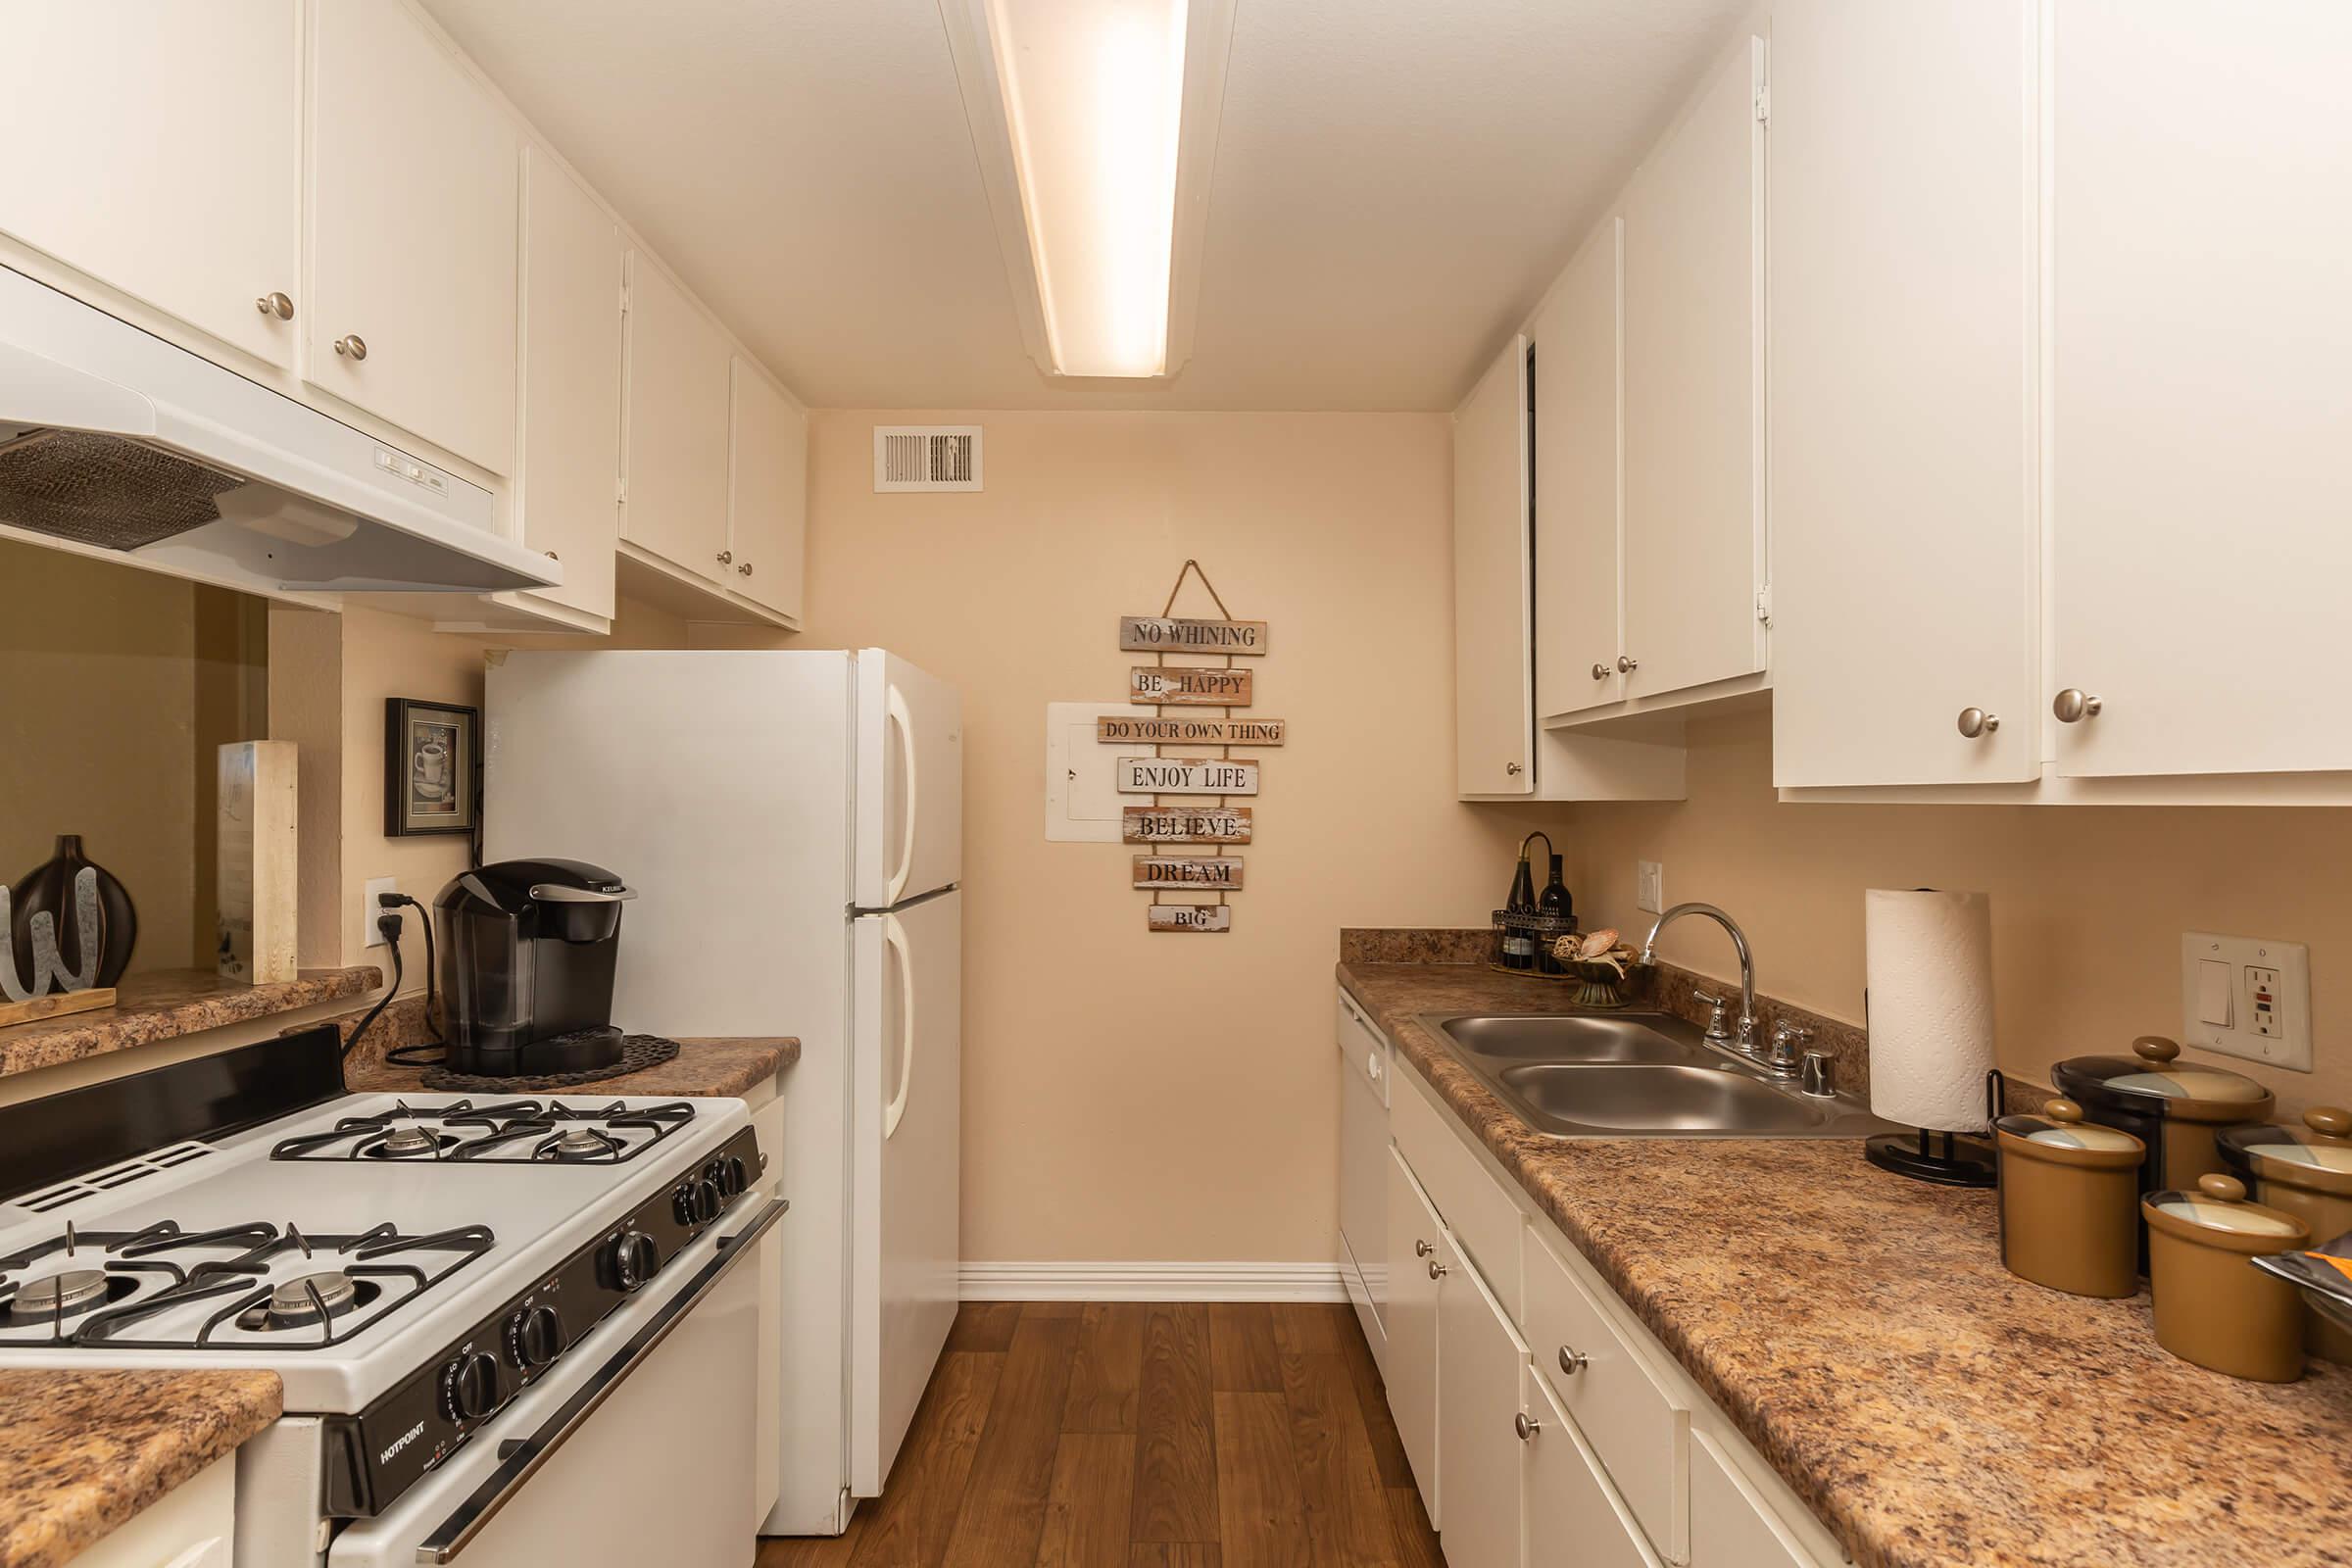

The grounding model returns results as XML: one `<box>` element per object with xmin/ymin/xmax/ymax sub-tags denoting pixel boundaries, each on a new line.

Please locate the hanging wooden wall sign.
<box><xmin>1099</xmin><ymin>716</ymin><xmax>1285</xmax><ymax>746</ymax></box>
<box><xmin>1149</xmin><ymin>905</ymin><xmax>1234</xmax><ymax>933</ymax></box>
<box><xmin>1128</xmin><ymin>666</ymin><xmax>1252</xmax><ymax>706</ymax></box>
<box><xmin>1117</xmin><ymin>757</ymin><xmax>1259</xmax><ymax>796</ymax></box>
<box><xmin>1119</xmin><ymin>616</ymin><xmax>1268</xmax><ymax>655</ymax></box>
<box><xmin>1133</xmin><ymin>856</ymin><xmax>1246</xmax><ymax>890</ymax></box>
<box><xmin>1123</xmin><ymin>807</ymin><xmax>1253</xmax><ymax>844</ymax></box>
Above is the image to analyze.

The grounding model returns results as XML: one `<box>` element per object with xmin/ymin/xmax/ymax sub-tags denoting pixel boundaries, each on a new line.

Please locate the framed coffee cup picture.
<box><xmin>385</xmin><ymin>698</ymin><xmax>479</xmax><ymax>837</ymax></box>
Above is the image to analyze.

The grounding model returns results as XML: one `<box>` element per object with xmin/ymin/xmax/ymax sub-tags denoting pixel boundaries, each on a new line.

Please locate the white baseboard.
<box><xmin>959</xmin><ymin>1260</ymin><xmax>1349</xmax><ymax>1303</ymax></box>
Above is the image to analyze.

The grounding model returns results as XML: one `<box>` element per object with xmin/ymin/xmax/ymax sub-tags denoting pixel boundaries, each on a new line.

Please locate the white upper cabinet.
<box><xmin>1532</xmin><ymin>216</ymin><xmax>1624</xmax><ymax>723</ymax></box>
<box><xmin>2048</xmin><ymin>0</ymin><xmax>2352</xmax><ymax>778</ymax></box>
<box><xmin>726</xmin><ymin>360</ymin><xmax>808</xmax><ymax>624</ymax></box>
<box><xmin>0</xmin><ymin>1</ymin><xmax>301</xmax><ymax>369</ymax></box>
<box><xmin>514</xmin><ymin>148</ymin><xmax>623</xmax><ymax>623</ymax></box>
<box><xmin>1620</xmin><ymin>35</ymin><xmax>1767</xmax><ymax>702</ymax></box>
<box><xmin>1769</xmin><ymin>0</ymin><xmax>2039</xmax><ymax>788</ymax></box>
<box><xmin>306</xmin><ymin>0</ymin><xmax>519</xmax><ymax>474</ymax></box>
<box><xmin>1454</xmin><ymin>334</ymin><xmax>1535</xmax><ymax>796</ymax></box>
<box><xmin>621</xmin><ymin>254</ymin><xmax>733</xmax><ymax>584</ymax></box>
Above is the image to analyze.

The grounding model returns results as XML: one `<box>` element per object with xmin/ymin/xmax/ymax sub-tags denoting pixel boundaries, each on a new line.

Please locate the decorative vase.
<box><xmin>10</xmin><ymin>835</ymin><xmax>137</xmax><ymax>988</ymax></box>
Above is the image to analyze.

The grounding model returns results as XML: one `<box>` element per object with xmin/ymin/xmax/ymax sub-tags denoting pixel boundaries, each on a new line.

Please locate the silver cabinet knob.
<box><xmin>544</xmin><ymin>550</ymin><xmax>559</xmax><ymax>562</ymax></box>
<box><xmin>1956</xmin><ymin>708</ymin><xmax>1998</xmax><ymax>738</ymax></box>
<box><xmin>1591</xmin><ymin>662</ymin><xmax>1611</xmax><ymax>681</ymax></box>
<box><xmin>738</xmin><ymin>562</ymin><xmax>754</xmax><ymax>576</ymax></box>
<box><xmin>1514</xmin><ymin>1411</ymin><xmax>1541</xmax><ymax>1442</ymax></box>
<box><xmin>716</xmin><ymin>550</ymin><xmax>733</xmax><ymax>565</ymax></box>
<box><xmin>2052</xmin><ymin>689</ymin><xmax>2103</xmax><ymax>723</ymax></box>
<box><xmin>255</xmin><ymin>291</ymin><xmax>294</xmax><ymax>320</ymax></box>
<box><xmin>1557</xmin><ymin>1345</ymin><xmax>1588</xmax><ymax>1377</ymax></box>
<box><xmin>1414</xmin><ymin>1239</ymin><xmax>1434</xmax><ymax>1258</ymax></box>
<box><xmin>1428</xmin><ymin>1259</ymin><xmax>1447</xmax><ymax>1280</ymax></box>
<box><xmin>1616</xmin><ymin>655</ymin><xmax>1639</xmax><ymax>673</ymax></box>
<box><xmin>333</xmin><ymin>333</ymin><xmax>367</xmax><ymax>361</ymax></box>
<box><xmin>1504</xmin><ymin>761</ymin><xmax>1522</xmax><ymax>776</ymax></box>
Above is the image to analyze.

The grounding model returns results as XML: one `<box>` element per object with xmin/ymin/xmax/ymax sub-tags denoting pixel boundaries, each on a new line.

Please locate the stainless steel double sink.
<box><xmin>1417</xmin><ymin>1010</ymin><xmax>1899</xmax><ymax>1140</ymax></box>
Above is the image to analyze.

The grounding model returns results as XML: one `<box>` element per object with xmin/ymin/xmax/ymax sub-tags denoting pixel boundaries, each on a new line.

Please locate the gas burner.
<box><xmin>369</xmin><ymin>1125</ymin><xmax>444</xmax><ymax>1159</ymax></box>
<box><xmin>10</xmin><ymin>1268</ymin><xmax>111</xmax><ymax>1320</ymax></box>
<box><xmin>242</xmin><ymin>1270</ymin><xmax>381</xmax><ymax>1333</ymax></box>
<box><xmin>547</xmin><ymin>1126</ymin><xmax>619</xmax><ymax>1161</ymax></box>
<box><xmin>270</xmin><ymin>1097</ymin><xmax>700</xmax><ymax>1165</ymax></box>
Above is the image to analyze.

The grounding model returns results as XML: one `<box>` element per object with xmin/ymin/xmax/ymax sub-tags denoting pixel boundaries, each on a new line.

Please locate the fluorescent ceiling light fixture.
<box><xmin>943</xmin><ymin>0</ymin><xmax>1234</xmax><ymax>381</ymax></box>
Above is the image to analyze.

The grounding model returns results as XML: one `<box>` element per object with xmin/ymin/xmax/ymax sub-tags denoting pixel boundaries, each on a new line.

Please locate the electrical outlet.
<box><xmin>2180</xmin><ymin>931</ymin><xmax>2311</xmax><ymax>1071</ymax></box>
<box><xmin>1636</xmin><ymin>860</ymin><xmax>1664</xmax><ymax>914</ymax></box>
<box><xmin>362</xmin><ymin>877</ymin><xmax>398</xmax><ymax>947</ymax></box>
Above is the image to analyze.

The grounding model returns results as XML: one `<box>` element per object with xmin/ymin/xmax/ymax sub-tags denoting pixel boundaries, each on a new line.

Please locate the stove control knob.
<box><xmin>603</xmin><ymin>1230</ymin><xmax>660</xmax><ymax>1293</ymax></box>
<box><xmin>507</xmin><ymin>1303</ymin><xmax>564</xmax><ymax>1370</ymax></box>
<box><xmin>674</xmin><ymin>1178</ymin><xmax>721</xmax><ymax>1227</ymax></box>
<box><xmin>444</xmin><ymin>1351</ymin><xmax>503</xmax><ymax>1423</ymax></box>
<box><xmin>709</xmin><ymin>1154</ymin><xmax>750</xmax><ymax>1199</ymax></box>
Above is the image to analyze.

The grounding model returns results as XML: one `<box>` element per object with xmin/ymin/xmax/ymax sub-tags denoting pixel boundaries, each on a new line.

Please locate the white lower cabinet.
<box><xmin>1436</xmin><ymin>1230</ymin><xmax>1530</xmax><ymax>1568</ymax></box>
<box><xmin>1524</xmin><ymin>1366</ymin><xmax>1660</xmax><ymax>1568</ymax></box>
<box><xmin>1690</xmin><ymin>1432</ymin><xmax>1817</xmax><ymax>1568</ymax></box>
<box><xmin>1385</xmin><ymin>1145</ymin><xmax>1445</xmax><ymax>1526</ymax></box>
<box><xmin>73</xmin><ymin>1451</ymin><xmax>233</xmax><ymax>1567</ymax></box>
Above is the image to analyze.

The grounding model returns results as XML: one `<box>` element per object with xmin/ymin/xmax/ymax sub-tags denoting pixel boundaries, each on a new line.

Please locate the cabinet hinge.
<box><xmin>618</xmin><ymin>282</ymin><xmax>630</xmax><ymax>316</ymax></box>
<box><xmin>1755</xmin><ymin>586</ymin><xmax>1773</xmax><ymax>627</ymax></box>
<box><xmin>1753</xmin><ymin>85</ymin><xmax>1770</xmax><ymax>125</ymax></box>
<box><xmin>614</xmin><ymin>476</ymin><xmax>627</xmax><ymax>505</ymax></box>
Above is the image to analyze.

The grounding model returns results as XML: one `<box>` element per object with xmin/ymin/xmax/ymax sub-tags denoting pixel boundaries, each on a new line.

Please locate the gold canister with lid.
<box><xmin>2050</xmin><ymin>1035</ymin><xmax>2274</xmax><ymax>1197</ymax></box>
<box><xmin>2141</xmin><ymin>1173</ymin><xmax>2312</xmax><ymax>1382</ymax></box>
<box><xmin>1992</xmin><ymin>1099</ymin><xmax>2144</xmax><ymax>1298</ymax></box>
<box><xmin>2217</xmin><ymin>1105</ymin><xmax>2352</xmax><ymax>1363</ymax></box>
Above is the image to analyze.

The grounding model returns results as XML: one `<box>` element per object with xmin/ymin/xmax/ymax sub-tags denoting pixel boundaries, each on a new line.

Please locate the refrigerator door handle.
<box><xmin>882</xmin><ymin>912</ymin><xmax>916</xmax><ymax>1139</ymax></box>
<box><xmin>884</xmin><ymin>684</ymin><xmax>918</xmax><ymax>905</ymax></box>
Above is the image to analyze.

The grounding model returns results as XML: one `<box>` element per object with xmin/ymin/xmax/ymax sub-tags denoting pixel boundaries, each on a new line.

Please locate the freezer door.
<box><xmin>850</xmin><ymin>889</ymin><xmax>961</xmax><ymax>1495</ymax></box>
<box><xmin>855</xmin><ymin>650</ymin><xmax>962</xmax><ymax>907</ymax></box>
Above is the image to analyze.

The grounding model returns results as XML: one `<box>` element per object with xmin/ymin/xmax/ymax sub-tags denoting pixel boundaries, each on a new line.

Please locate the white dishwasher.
<box><xmin>1336</xmin><ymin>986</ymin><xmax>1393</xmax><ymax>1371</ymax></box>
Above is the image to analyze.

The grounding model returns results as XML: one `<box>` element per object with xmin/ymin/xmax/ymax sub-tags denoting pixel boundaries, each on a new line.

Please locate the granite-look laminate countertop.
<box><xmin>0</xmin><ymin>967</ymin><xmax>380</xmax><ymax>1081</ymax></box>
<box><xmin>0</xmin><ymin>1370</ymin><xmax>280</xmax><ymax>1568</ymax></box>
<box><xmin>1340</xmin><ymin>957</ymin><xmax>2352</xmax><ymax>1568</ymax></box>
<box><xmin>326</xmin><ymin>997</ymin><xmax>798</xmax><ymax>1098</ymax></box>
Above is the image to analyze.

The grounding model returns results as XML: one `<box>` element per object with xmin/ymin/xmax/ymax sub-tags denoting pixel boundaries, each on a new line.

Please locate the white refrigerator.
<box><xmin>482</xmin><ymin>648</ymin><xmax>961</xmax><ymax>1535</ymax></box>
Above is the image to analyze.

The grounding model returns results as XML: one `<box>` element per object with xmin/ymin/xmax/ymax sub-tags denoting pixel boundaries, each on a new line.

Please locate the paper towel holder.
<box><xmin>1863</xmin><ymin>1068</ymin><xmax>2001</xmax><ymax>1188</ymax></box>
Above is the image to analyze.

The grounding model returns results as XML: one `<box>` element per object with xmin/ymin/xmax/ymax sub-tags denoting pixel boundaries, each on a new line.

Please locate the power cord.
<box><xmin>340</xmin><ymin>893</ymin><xmax>448</xmax><ymax>1066</ymax></box>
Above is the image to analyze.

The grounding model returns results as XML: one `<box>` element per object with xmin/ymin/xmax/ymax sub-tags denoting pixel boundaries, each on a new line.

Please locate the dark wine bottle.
<box><xmin>1538</xmin><ymin>855</ymin><xmax>1573</xmax><ymax>922</ymax></box>
<box><xmin>1503</xmin><ymin>851</ymin><xmax>1537</xmax><ymax>970</ymax></box>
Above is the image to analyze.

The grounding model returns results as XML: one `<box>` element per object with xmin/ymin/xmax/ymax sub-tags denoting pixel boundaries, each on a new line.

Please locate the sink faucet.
<box><xmin>1639</xmin><ymin>903</ymin><xmax>1757</xmax><ymax>1058</ymax></box>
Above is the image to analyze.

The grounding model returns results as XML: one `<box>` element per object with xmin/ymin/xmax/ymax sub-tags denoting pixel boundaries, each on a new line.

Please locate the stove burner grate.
<box><xmin>269</xmin><ymin>1098</ymin><xmax>698</xmax><ymax>1164</ymax></box>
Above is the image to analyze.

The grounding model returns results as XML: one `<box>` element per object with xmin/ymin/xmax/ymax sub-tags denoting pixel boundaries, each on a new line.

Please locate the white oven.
<box><xmin>304</xmin><ymin>1198</ymin><xmax>785</xmax><ymax>1568</ymax></box>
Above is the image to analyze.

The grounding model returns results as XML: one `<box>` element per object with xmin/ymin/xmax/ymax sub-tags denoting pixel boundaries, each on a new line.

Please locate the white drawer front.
<box><xmin>1690</xmin><ymin>1432</ymin><xmax>1823</xmax><ymax>1568</ymax></box>
<box><xmin>1524</xmin><ymin>1364</ymin><xmax>1663</xmax><ymax>1568</ymax></box>
<box><xmin>1391</xmin><ymin>1071</ymin><xmax>1523</xmax><ymax>1323</ymax></box>
<box><xmin>1525</xmin><ymin>1226</ymin><xmax>1688</xmax><ymax>1559</ymax></box>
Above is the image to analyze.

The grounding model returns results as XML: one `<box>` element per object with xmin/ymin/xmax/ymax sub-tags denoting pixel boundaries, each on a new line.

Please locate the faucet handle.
<box><xmin>1691</xmin><ymin>990</ymin><xmax>1723</xmax><ymax>1005</ymax></box>
<box><xmin>1766</xmin><ymin>1021</ymin><xmax>1811</xmax><ymax>1073</ymax></box>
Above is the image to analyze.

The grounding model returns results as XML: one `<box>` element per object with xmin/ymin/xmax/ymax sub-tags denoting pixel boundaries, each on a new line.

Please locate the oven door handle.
<box><xmin>413</xmin><ymin>1196</ymin><xmax>789</xmax><ymax>1564</ymax></box>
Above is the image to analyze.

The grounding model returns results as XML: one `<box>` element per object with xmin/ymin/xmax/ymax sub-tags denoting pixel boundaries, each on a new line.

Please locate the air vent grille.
<box><xmin>13</xmin><ymin>1141</ymin><xmax>216</xmax><ymax>1212</ymax></box>
<box><xmin>874</xmin><ymin>425</ymin><xmax>983</xmax><ymax>493</ymax></box>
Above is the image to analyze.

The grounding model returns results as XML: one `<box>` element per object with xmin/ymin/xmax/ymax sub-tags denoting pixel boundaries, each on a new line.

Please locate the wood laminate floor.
<box><xmin>756</xmin><ymin>1300</ymin><xmax>1444</xmax><ymax>1568</ymax></box>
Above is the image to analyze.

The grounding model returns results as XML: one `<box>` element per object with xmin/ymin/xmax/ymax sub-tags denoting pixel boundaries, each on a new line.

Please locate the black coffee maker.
<box><xmin>434</xmin><ymin>858</ymin><xmax>634</xmax><ymax>1077</ymax></box>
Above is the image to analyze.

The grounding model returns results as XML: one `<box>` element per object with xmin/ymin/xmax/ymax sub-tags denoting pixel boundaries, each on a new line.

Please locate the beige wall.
<box><xmin>0</xmin><ymin>541</ymin><xmax>264</xmax><ymax>974</ymax></box>
<box><xmin>1551</xmin><ymin>704</ymin><xmax>2352</xmax><ymax>1115</ymax></box>
<box><xmin>795</xmin><ymin>410</ymin><xmax>1541</xmax><ymax>1261</ymax></box>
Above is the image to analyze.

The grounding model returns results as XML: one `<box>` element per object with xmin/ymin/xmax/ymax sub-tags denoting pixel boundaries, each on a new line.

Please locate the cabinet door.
<box><xmin>1768</xmin><ymin>0</ymin><xmax>2038</xmax><ymax>787</ymax></box>
<box><xmin>1523</xmin><ymin>1368</ymin><xmax>1661</xmax><ymax>1568</ymax></box>
<box><xmin>727</xmin><ymin>359</ymin><xmax>809</xmax><ymax>621</ymax></box>
<box><xmin>1454</xmin><ymin>333</ymin><xmax>1533</xmax><ymax>794</ymax></box>
<box><xmin>621</xmin><ymin>255</ymin><xmax>733</xmax><ymax>583</ymax></box>
<box><xmin>0</xmin><ymin>1</ymin><xmax>300</xmax><ymax>368</ymax></box>
<box><xmin>2050</xmin><ymin>0</ymin><xmax>2352</xmax><ymax>777</ymax></box>
<box><xmin>306</xmin><ymin>0</ymin><xmax>519</xmax><ymax>473</ymax></box>
<box><xmin>1689</xmin><ymin>1433</ymin><xmax>1812</xmax><ymax>1568</ymax></box>
<box><xmin>1532</xmin><ymin>217</ymin><xmax>1625</xmax><ymax>720</ymax></box>
<box><xmin>515</xmin><ymin>148</ymin><xmax>622</xmax><ymax>621</ymax></box>
<box><xmin>1621</xmin><ymin>36</ymin><xmax>1766</xmax><ymax>701</ymax></box>
<box><xmin>1436</xmin><ymin>1232</ymin><xmax>1527</xmax><ymax>1568</ymax></box>
<box><xmin>1385</xmin><ymin>1147</ymin><xmax>1444</xmax><ymax>1525</ymax></box>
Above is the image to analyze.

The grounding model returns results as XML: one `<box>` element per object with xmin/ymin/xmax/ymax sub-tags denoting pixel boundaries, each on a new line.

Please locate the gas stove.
<box><xmin>0</xmin><ymin>1027</ymin><xmax>781</xmax><ymax>1555</ymax></box>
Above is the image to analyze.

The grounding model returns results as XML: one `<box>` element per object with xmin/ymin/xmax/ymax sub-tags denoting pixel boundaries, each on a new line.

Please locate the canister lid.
<box><xmin>2147</xmin><ymin>1173</ymin><xmax>2306</xmax><ymax>1238</ymax></box>
<box><xmin>1995</xmin><ymin>1097</ymin><xmax>2145</xmax><ymax>1152</ymax></box>
<box><xmin>2217</xmin><ymin>1106</ymin><xmax>2352</xmax><ymax>1191</ymax></box>
<box><xmin>2051</xmin><ymin>1035</ymin><xmax>2272</xmax><ymax>1119</ymax></box>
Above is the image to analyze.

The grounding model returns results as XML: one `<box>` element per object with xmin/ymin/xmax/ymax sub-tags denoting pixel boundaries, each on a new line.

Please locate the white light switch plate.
<box><xmin>2180</xmin><ymin>931</ymin><xmax>2311</xmax><ymax>1071</ymax></box>
<box><xmin>1636</xmin><ymin>860</ymin><xmax>1664</xmax><ymax>914</ymax></box>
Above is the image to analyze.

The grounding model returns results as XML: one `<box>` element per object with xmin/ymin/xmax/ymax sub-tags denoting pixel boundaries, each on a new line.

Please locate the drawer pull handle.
<box><xmin>1414</xmin><ymin>1240</ymin><xmax>1433</xmax><ymax>1258</ymax></box>
<box><xmin>1514</xmin><ymin>1411</ymin><xmax>1540</xmax><ymax>1442</ymax></box>
<box><xmin>1428</xmin><ymin>1259</ymin><xmax>1447</xmax><ymax>1280</ymax></box>
<box><xmin>333</xmin><ymin>333</ymin><xmax>367</xmax><ymax>361</ymax></box>
<box><xmin>1558</xmin><ymin>1345</ymin><xmax>1588</xmax><ymax>1377</ymax></box>
<box><xmin>1365</xmin><ymin>1051</ymin><xmax>1381</xmax><ymax>1081</ymax></box>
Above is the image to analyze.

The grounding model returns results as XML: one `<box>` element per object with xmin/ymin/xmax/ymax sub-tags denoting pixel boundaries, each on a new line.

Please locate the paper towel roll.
<box><xmin>1864</xmin><ymin>888</ymin><xmax>1996</xmax><ymax>1131</ymax></box>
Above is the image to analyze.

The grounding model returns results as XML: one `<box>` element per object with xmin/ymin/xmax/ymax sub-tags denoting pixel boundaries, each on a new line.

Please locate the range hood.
<box><xmin>0</xmin><ymin>266</ymin><xmax>559</xmax><ymax>597</ymax></box>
